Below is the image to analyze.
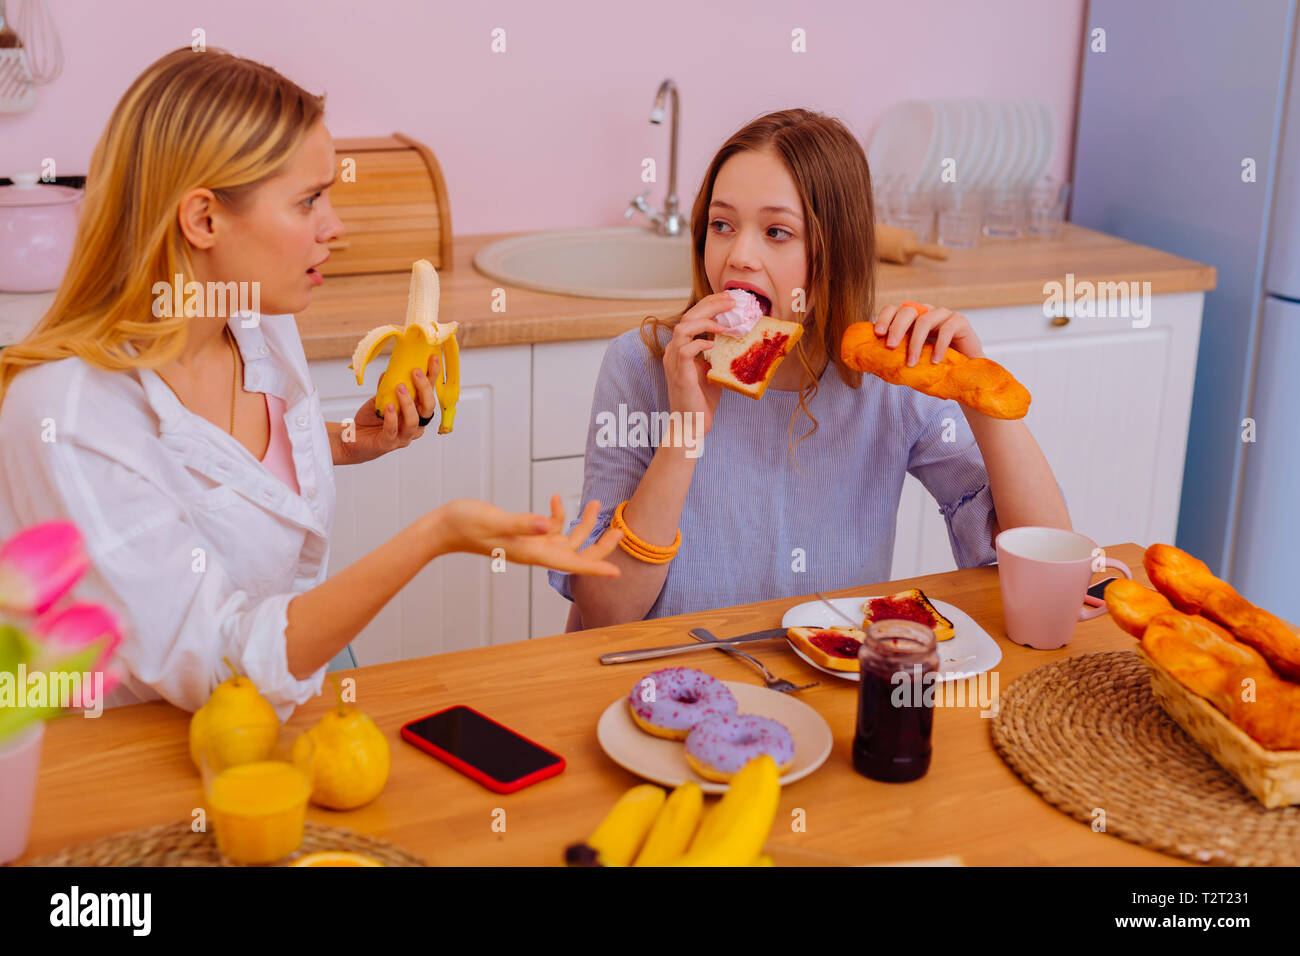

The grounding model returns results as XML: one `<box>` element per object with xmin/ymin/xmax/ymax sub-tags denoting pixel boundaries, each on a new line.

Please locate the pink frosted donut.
<box><xmin>684</xmin><ymin>713</ymin><xmax>795</xmax><ymax>782</ymax></box>
<box><xmin>627</xmin><ymin>668</ymin><xmax>739</xmax><ymax>741</ymax></box>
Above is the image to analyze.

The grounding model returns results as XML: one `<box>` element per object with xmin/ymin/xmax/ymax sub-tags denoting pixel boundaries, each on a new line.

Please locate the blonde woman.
<box><xmin>0</xmin><ymin>48</ymin><xmax>621</xmax><ymax>717</ymax></box>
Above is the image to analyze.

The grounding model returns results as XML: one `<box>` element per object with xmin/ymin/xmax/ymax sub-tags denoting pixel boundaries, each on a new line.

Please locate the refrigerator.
<box><xmin>1071</xmin><ymin>0</ymin><xmax>1299</xmax><ymax>621</ymax></box>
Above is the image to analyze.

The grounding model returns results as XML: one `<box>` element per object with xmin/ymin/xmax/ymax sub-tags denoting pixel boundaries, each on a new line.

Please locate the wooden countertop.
<box><xmin>18</xmin><ymin>542</ymin><xmax>1200</xmax><ymax>867</ymax></box>
<box><xmin>295</xmin><ymin>225</ymin><xmax>1216</xmax><ymax>361</ymax></box>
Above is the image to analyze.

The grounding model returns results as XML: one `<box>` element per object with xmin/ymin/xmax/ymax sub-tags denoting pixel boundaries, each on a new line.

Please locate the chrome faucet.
<box><xmin>625</xmin><ymin>79</ymin><xmax>684</xmax><ymax>236</ymax></box>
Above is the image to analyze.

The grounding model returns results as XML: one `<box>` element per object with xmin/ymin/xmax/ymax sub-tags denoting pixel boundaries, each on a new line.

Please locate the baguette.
<box><xmin>1143</xmin><ymin>543</ymin><xmax>1300</xmax><ymax>681</ymax></box>
<box><xmin>840</xmin><ymin>321</ymin><xmax>1030</xmax><ymax>419</ymax></box>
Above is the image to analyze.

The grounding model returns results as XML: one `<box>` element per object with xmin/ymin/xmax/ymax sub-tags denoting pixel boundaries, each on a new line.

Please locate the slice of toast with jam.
<box><xmin>786</xmin><ymin>626</ymin><xmax>867</xmax><ymax>672</ymax></box>
<box><xmin>860</xmin><ymin>588</ymin><xmax>956</xmax><ymax>642</ymax></box>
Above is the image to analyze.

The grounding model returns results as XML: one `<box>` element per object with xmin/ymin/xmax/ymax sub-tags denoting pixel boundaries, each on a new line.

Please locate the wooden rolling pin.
<box><xmin>875</xmin><ymin>223</ymin><xmax>950</xmax><ymax>264</ymax></box>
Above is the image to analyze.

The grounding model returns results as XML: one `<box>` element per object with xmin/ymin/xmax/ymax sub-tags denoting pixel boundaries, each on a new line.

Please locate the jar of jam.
<box><xmin>852</xmin><ymin>620</ymin><xmax>939</xmax><ymax>783</ymax></box>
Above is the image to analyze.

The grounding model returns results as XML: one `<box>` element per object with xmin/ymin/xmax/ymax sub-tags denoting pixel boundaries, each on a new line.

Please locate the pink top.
<box><xmin>260</xmin><ymin>392</ymin><xmax>300</xmax><ymax>496</ymax></box>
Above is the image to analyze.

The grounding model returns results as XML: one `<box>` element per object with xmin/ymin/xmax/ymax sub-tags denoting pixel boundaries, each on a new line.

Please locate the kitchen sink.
<box><xmin>473</xmin><ymin>227</ymin><xmax>693</xmax><ymax>299</ymax></box>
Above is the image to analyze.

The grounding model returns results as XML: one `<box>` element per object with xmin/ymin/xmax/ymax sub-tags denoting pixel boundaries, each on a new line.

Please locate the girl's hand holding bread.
<box><xmin>842</xmin><ymin>301</ymin><xmax>1032</xmax><ymax>420</ymax></box>
<box><xmin>661</xmin><ymin>293</ymin><xmax>736</xmax><ymax>439</ymax></box>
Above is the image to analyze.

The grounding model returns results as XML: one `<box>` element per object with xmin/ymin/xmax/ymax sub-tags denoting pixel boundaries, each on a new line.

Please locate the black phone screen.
<box><xmin>1087</xmin><ymin>576</ymin><xmax>1119</xmax><ymax>601</ymax></box>
<box><xmin>405</xmin><ymin>707</ymin><xmax>558</xmax><ymax>783</ymax></box>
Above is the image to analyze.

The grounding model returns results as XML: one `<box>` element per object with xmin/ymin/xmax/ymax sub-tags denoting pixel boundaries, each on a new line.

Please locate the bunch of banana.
<box><xmin>349</xmin><ymin>259</ymin><xmax>461</xmax><ymax>434</ymax></box>
<box><xmin>564</xmin><ymin>756</ymin><xmax>781</xmax><ymax>867</ymax></box>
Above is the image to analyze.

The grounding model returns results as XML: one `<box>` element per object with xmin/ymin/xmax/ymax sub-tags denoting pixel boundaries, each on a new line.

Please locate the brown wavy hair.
<box><xmin>640</xmin><ymin>108</ymin><xmax>876</xmax><ymax>462</ymax></box>
<box><xmin>0</xmin><ymin>47</ymin><xmax>325</xmax><ymax>409</ymax></box>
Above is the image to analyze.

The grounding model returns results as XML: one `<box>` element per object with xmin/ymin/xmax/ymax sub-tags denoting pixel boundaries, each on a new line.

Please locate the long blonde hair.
<box><xmin>0</xmin><ymin>47</ymin><xmax>325</xmax><ymax>409</ymax></box>
<box><xmin>641</xmin><ymin>109</ymin><xmax>877</xmax><ymax>460</ymax></box>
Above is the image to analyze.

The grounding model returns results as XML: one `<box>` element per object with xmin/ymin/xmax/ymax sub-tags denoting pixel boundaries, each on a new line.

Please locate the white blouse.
<box><xmin>0</xmin><ymin>314</ymin><xmax>336</xmax><ymax>719</ymax></box>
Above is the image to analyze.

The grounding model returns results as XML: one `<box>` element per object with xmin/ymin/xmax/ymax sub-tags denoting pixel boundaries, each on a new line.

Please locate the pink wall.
<box><xmin>1</xmin><ymin>0</ymin><xmax>1085</xmax><ymax>235</ymax></box>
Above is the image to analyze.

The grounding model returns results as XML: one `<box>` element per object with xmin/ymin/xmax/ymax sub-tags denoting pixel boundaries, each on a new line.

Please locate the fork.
<box><xmin>688</xmin><ymin>628</ymin><xmax>819</xmax><ymax>694</ymax></box>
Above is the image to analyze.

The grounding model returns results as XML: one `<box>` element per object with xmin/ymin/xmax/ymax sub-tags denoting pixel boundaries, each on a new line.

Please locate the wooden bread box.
<box><xmin>322</xmin><ymin>133</ymin><xmax>453</xmax><ymax>275</ymax></box>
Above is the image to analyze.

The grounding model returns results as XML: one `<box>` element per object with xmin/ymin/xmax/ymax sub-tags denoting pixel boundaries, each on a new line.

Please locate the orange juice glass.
<box><xmin>201</xmin><ymin>726</ymin><xmax>314</xmax><ymax>865</ymax></box>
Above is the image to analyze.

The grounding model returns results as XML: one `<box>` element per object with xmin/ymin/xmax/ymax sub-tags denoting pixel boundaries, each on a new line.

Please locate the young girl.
<box><xmin>0</xmin><ymin>48</ymin><xmax>621</xmax><ymax>717</ymax></box>
<box><xmin>551</xmin><ymin>109</ymin><xmax>1069</xmax><ymax>629</ymax></box>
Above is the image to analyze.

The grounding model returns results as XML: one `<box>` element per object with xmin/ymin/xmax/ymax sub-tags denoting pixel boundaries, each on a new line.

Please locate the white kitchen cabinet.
<box><xmin>530</xmin><ymin>457</ymin><xmax>587</xmax><ymax>638</ymax></box>
<box><xmin>898</xmin><ymin>292</ymin><xmax>1204</xmax><ymax>577</ymax></box>
<box><xmin>533</xmin><ymin>338</ymin><xmax>612</xmax><ymax>459</ymax></box>
<box><xmin>308</xmin><ymin>345</ymin><xmax>531</xmax><ymax>665</ymax></box>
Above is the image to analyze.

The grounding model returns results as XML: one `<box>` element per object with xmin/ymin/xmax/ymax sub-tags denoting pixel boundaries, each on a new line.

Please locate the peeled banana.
<box><xmin>349</xmin><ymin>259</ymin><xmax>461</xmax><ymax>434</ymax></box>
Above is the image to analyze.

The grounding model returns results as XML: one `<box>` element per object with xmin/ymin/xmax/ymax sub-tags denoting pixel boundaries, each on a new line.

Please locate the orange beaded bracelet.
<box><xmin>611</xmin><ymin>500</ymin><xmax>681</xmax><ymax>565</ymax></box>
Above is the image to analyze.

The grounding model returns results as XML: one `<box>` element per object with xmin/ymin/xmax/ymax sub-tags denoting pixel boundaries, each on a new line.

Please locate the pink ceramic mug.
<box><xmin>995</xmin><ymin>527</ymin><xmax>1132</xmax><ymax>650</ymax></box>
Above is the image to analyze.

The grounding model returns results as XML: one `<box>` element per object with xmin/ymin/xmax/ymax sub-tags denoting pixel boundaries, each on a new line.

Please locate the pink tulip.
<box><xmin>32</xmin><ymin>603</ymin><xmax>122</xmax><ymax>669</ymax></box>
<box><xmin>0</xmin><ymin>521</ymin><xmax>88</xmax><ymax>616</ymax></box>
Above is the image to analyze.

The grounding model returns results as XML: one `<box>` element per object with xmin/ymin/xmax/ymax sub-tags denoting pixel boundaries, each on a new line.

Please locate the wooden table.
<box><xmin>19</xmin><ymin>541</ymin><xmax>1191</xmax><ymax>866</ymax></box>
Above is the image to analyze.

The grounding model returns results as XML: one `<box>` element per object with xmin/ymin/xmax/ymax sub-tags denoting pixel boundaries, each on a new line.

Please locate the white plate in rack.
<box><xmin>780</xmin><ymin>595</ymin><xmax>1002</xmax><ymax>683</ymax></box>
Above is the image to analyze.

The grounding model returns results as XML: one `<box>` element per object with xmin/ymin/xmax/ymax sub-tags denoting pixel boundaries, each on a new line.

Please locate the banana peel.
<box><xmin>349</xmin><ymin>259</ymin><xmax>461</xmax><ymax>434</ymax></box>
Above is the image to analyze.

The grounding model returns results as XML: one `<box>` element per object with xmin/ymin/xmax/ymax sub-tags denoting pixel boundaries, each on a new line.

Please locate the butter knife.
<box><xmin>812</xmin><ymin>591</ymin><xmax>866</xmax><ymax>629</ymax></box>
<box><xmin>600</xmin><ymin>627</ymin><xmax>789</xmax><ymax>665</ymax></box>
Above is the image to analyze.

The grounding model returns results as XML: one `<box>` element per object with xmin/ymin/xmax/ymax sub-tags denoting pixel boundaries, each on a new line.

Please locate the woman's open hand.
<box><xmin>431</xmin><ymin>495</ymin><xmax>623</xmax><ymax>577</ymax></box>
<box><xmin>873</xmin><ymin>303</ymin><xmax>986</xmax><ymax>364</ymax></box>
<box><xmin>342</xmin><ymin>352</ymin><xmax>443</xmax><ymax>464</ymax></box>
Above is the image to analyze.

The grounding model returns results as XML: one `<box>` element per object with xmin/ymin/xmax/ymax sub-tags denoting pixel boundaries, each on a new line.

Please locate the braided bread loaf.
<box><xmin>839</xmin><ymin>322</ymin><xmax>1031</xmax><ymax>419</ymax></box>
<box><xmin>1143</xmin><ymin>544</ymin><xmax>1300</xmax><ymax>681</ymax></box>
<box><xmin>1104</xmin><ymin>577</ymin><xmax>1300</xmax><ymax>750</ymax></box>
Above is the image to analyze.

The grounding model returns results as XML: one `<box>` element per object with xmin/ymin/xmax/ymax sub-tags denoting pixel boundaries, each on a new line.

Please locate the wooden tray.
<box><xmin>1136</xmin><ymin>645</ymin><xmax>1300</xmax><ymax>808</ymax></box>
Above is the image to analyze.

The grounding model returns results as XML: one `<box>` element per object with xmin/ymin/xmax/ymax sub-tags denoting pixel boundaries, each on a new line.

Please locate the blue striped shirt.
<box><xmin>548</xmin><ymin>327</ymin><xmax>1000</xmax><ymax>619</ymax></box>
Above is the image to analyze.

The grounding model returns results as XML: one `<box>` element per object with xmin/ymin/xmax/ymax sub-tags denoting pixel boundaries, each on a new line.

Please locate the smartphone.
<box><xmin>400</xmin><ymin>705</ymin><xmax>565</xmax><ymax>794</ymax></box>
<box><xmin>1085</xmin><ymin>576</ymin><xmax>1119</xmax><ymax>605</ymax></box>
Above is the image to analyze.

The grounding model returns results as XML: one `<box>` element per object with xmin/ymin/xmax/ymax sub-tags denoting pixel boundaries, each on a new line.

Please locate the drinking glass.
<box><xmin>982</xmin><ymin>184</ymin><xmax>1027</xmax><ymax>238</ymax></box>
<box><xmin>201</xmin><ymin>724</ymin><xmax>314</xmax><ymax>865</ymax></box>
<box><xmin>935</xmin><ymin>184</ymin><xmax>983</xmax><ymax>249</ymax></box>
<box><xmin>1028</xmin><ymin>177</ymin><xmax>1070</xmax><ymax>238</ymax></box>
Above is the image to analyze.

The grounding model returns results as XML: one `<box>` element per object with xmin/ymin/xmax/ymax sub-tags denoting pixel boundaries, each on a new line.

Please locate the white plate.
<box><xmin>1030</xmin><ymin>100</ymin><xmax>1054</xmax><ymax>184</ymax></box>
<box><xmin>595</xmin><ymin>680</ymin><xmax>833</xmax><ymax>794</ymax></box>
<box><xmin>945</xmin><ymin>98</ymin><xmax>973</xmax><ymax>184</ymax></box>
<box><xmin>780</xmin><ymin>596</ymin><xmax>1002</xmax><ymax>683</ymax></box>
<box><xmin>960</xmin><ymin>99</ymin><xmax>988</xmax><ymax>187</ymax></box>
<box><xmin>973</xmin><ymin>100</ymin><xmax>1004</xmax><ymax>188</ymax></box>
<box><xmin>868</xmin><ymin>100</ymin><xmax>937</xmax><ymax>189</ymax></box>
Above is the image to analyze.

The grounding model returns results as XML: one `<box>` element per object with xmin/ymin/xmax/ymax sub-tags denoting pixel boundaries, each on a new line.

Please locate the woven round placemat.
<box><xmin>991</xmin><ymin>649</ymin><xmax>1300</xmax><ymax>866</ymax></box>
<box><xmin>21</xmin><ymin>820</ymin><xmax>426</xmax><ymax>867</ymax></box>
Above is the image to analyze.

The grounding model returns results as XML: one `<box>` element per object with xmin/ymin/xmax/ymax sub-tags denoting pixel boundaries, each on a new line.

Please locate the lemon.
<box><xmin>189</xmin><ymin>662</ymin><xmax>280</xmax><ymax>772</ymax></box>
<box><xmin>297</xmin><ymin>702</ymin><xmax>390</xmax><ymax>811</ymax></box>
<box><xmin>290</xmin><ymin>851</ymin><xmax>384</xmax><ymax>867</ymax></box>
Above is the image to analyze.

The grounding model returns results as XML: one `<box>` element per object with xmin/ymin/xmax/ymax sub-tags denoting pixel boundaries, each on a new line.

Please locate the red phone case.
<box><xmin>400</xmin><ymin>705</ymin><xmax>565</xmax><ymax>794</ymax></box>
